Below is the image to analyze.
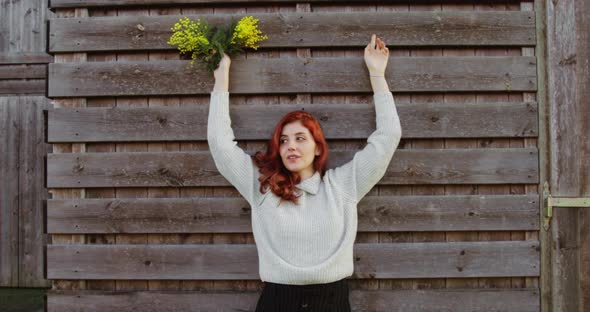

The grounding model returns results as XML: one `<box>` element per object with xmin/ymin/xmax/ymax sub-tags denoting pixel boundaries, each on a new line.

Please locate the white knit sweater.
<box><xmin>207</xmin><ymin>90</ymin><xmax>402</xmax><ymax>285</ymax></box>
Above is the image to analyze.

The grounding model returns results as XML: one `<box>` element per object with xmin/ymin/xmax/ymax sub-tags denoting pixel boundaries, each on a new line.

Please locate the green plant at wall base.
<box><xmin>167</xmin><ymin>16</ymin><xmax>268</xmax><ymax>73</ymax></box>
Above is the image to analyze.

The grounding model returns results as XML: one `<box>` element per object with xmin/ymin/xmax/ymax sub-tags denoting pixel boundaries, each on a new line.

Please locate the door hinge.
<box><xmin>543</xmin><ymin>181</ymin><xmax>590</xmax><ymax>231</ymax></box>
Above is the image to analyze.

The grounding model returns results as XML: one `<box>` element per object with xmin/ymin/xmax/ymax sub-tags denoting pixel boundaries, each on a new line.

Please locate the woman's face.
<box><xmin>279</xmin><ymin>120</ymin><xmax>320</xmax><ymax>180</ymax></box>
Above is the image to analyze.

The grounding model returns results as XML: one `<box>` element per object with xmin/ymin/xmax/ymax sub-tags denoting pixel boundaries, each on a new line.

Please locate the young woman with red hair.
<box><xmin>207</xmin><ymin>34</ymin><xmax>402</xmax><ymax>312</ymax></box>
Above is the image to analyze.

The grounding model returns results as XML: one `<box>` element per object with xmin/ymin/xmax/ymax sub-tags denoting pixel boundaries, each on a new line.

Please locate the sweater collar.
<box><xmin>295</xmin><ymin>171</ymin><xmax>321</xmax><ymax>195</ymax></box>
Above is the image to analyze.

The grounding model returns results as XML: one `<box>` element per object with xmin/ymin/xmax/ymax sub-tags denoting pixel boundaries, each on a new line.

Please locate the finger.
<box><xmin>370</xmin><ymin>34</ymin><xmax>376</xmax><ymax>49</ymax></box>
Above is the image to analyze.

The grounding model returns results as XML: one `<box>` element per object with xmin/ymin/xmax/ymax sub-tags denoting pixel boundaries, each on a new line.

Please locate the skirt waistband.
<box><xmin>263</xmin><ymin>278</ymin><xmax>348</xmax><ymax>292</ymax></box>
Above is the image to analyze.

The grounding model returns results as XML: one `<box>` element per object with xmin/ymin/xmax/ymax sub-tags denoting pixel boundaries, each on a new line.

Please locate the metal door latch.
<box><xmin>543</xmin><ymin>181</ymin><xmax>590</xmax><ymax>231</ymax></box>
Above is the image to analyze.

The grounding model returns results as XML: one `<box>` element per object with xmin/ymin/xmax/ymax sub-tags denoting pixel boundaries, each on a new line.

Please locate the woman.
<box><xmin>207</xmin><ymin>34</ymin><xmax>402</xmax><ymax>312</ymax></box>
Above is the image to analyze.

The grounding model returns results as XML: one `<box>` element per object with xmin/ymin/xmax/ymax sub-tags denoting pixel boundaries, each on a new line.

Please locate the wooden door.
<box><xmin>545</xmin><ymin>0</ymin><xmax>590</xmax><ymax>311</ymax></box>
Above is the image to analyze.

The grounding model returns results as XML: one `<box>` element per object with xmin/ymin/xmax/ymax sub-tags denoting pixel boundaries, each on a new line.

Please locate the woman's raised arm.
<box><xmin>326</xmin><ymin>35</ymin><xmax>402</xmax><ymax>203</ymax></box>
<box><xmin>207</xmin><ymin>53</ymin><xmax>259</xmax><ymax>206</ymax></box>
<box><xmin>326</xmin><ymin>91</ymin><xmax>402</xmax><ymax>203</ymax></box>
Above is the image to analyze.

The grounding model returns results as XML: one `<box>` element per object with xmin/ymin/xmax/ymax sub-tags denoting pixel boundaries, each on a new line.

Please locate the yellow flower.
<box><xmin>231</xmin><ymin>16</ymin><xmax>268</xmax><ymax>50</ymax></box>
<box><xmin>167</xmin><ymin>17</ymin><xmax>210</xmax><ymax>55</ymax></box>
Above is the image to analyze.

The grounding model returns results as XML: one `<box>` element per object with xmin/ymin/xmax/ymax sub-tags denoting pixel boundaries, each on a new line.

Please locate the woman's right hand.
<box><xmin>213</xmin><ymin>52</ymin><xmax>231</xmax><ymax>91</ymax></box>
<box><xmin>213</xmin><ymin>52</ymin><xmax>231</xmax><ymax>80</ymax></box>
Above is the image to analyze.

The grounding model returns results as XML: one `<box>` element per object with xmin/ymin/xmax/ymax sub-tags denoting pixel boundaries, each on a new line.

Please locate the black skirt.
<box><xmin>255</xmin><ymin>278</ymin><xmax>351</xmax><ymax>312</ymax></box>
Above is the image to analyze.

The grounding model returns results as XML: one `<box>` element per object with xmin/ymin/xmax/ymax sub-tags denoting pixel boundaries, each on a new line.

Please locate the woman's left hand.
<box><xmin>364</xmin><ymin>34</ymin><xmax>389</xmax><ymax>76</ymax></box>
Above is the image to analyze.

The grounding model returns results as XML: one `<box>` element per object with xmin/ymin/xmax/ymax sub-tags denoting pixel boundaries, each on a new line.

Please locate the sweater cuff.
<box><xmin>210</xmin><ymin>91</ymin><xmax>231</xmax><ymax>119</ymax></box>
<box><xmin>373</xmin><ymin>90</ymin><xmax>392</xmax><ymax>101</ymax></box>
<box><xmin>373</xmin><ymin>91</ymin><xmax>397</xmax><ymax>132</ymax></box>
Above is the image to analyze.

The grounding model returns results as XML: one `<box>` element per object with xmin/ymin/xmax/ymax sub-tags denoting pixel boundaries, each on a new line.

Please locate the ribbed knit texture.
<box><xmin>207</xmin><ymin>90</ymin><xmax>402</xmax><ymax>285</ymax></box>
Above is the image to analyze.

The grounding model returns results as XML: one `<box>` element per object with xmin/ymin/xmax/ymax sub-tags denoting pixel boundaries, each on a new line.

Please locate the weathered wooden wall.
<box><xmin>0</xmin><ymin>0</ymin><xmax>53</xmax><ymax>288</ymax></box>
<box><xmin>44</xmin><ymin>0</ymin><xmax>544</xmax><ymax>311</ymax></box>
<box><xmin>545</xmin><ymin>0</ymin><xmax>590</xmax><ymax>311</ymax></box>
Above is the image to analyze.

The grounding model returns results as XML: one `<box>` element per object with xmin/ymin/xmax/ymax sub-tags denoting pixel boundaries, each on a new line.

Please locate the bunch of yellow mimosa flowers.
<box><xmin>168</xmin><ymin>16</ymin><xmax>268</xmax><ymax>73</ymax></box>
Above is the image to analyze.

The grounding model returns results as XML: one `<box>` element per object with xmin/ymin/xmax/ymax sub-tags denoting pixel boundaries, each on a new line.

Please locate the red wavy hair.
<box><xmin>252</xmin><ymin>110</ymin><xmax>329</xmax><ymax>205</ymax></box>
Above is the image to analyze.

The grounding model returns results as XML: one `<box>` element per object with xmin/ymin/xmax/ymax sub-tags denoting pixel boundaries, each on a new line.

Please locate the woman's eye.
<box><xmin>280</xmin><ymin>137</ymin><xmax>304</xmax><ymax>144</ymax></box>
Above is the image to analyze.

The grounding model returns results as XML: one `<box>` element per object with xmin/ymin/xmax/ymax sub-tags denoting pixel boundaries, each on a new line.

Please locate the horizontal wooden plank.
<box><xmin>0</xmin><ymin>65</ymin><xmax>46</xmax><ymax>79</ymax></box>
<box><xmin>48</xmin><ymin>11</ymin><xmax>535</xmax><ymax>52</ymax></box>
<box><xmin>47</xmin><ymin>57</ymin><xmax>537</xmax><ymax>97</ymax></box>
<box><xmin>0</xmin><ymin>80</ymin><xmax>46</xmax><ymax>95</ymax></box>
<box><xmin>48</xmin><ymin>0</ymin><xmax>528</xmax><ymax>9</ymax></box>
<box><xmin>46</xmin><ymin>241</ymin><xmax>540</xmax><ymax>280</ymax></box>
<box><xmin>0</xmin><ymin>53</ymin><xmax>53</xmax><ymax>64</ymax></box>
<box><xmin>46</xmin><ymin>101</ymin><xmax>538</xmax><ymax>142</ymax></box>
<box><xmin>47</xmin><ymin>288</ymin><xmax>540</xmax><ymax>312</ymax></box>
<box><xmin>46</xmin><ymin>194</ymin><xmax>539</xmax><ymax>234</ymax></box>
<box><xmin>46</xmin><ymin>148</ymin><xmax>539</xmax><ymax>188</ymax></box>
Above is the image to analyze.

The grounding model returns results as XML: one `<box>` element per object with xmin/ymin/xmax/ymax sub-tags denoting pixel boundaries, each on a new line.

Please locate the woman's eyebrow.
<box><xmin>280</xmin><ymin>132</ymin><xmax>307</xmax><ymax>137</ymax></box>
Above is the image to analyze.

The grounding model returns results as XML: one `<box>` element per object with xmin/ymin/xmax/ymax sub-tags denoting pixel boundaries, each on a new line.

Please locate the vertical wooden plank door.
<box><xmin>545</xmin><ymin>0</ymin><xmax>590</xmax><ymax>311</ymax></box>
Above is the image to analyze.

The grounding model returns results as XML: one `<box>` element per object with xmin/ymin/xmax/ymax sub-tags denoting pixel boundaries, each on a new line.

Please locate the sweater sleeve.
<box><xmin>207</xmin><ymin>91</ymin><xmax>259</xmax><ymax>206</ymax></box>
<box><xmin>326</xmin><ymin>91</ymin><xmax>402</xmax><ymax>203</ymax></box>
